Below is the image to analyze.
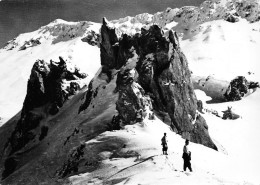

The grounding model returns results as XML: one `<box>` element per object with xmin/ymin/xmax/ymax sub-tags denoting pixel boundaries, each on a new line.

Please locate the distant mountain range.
<box><xmin>0</xmin><ymin>0</ymin><xmax>204</xmax><ymax>47</ymax></box>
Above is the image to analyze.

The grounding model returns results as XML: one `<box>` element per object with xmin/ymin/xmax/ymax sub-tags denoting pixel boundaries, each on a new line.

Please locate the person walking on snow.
<box><xmin>182</xmin><ymin>139</ymin><xmax>192</xmax><ymax>172</ymax></box>
<box><xmin>161</xmin><ymin>133</ymin><xmax>168</xmax><ymax>155</ymax></box>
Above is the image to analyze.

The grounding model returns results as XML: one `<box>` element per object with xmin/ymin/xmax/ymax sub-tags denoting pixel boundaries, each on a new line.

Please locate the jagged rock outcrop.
<box><xmin>224</xmin><ymin>76</ymin><xmax>259</xmax><ymax>101</ymax></box>
<box><xmin>1</xmin><ymin>57</ymin><xmax>86</xmax><ymax>179</ymax></box>
<box><xmin>190</xmin><ymin>114</ymin><xmax>216</xmax><ymax>149</ymax></box>
<box><xmin>222</xmin><ymin>106</ymin><xmax>240</xmax><ymax>120</ymax></box>
<box><xmin>21</xmin><ymin>57</ymin><xmax>86</xmax><ymax>117</ymax></box>
<box><xmin>19</xmin><ymin>39</ymin><xmax>41</xmax><ymax>51</ymax></box>
<box><xmin>98</xmin><ymin>18</ymin><xmax>217</xmax><ymax>150</ymax></box>
<box><xmin>81</xmin><ymin>30</ymin><xmax>100</xmax><ymax>46</ymax></box>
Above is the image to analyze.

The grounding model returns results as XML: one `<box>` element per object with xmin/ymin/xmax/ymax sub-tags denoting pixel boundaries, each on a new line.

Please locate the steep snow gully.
<box><xmin>0</xmin><ymin>0</ymin><xmax>260</xmax><ymax>184</ymax></box>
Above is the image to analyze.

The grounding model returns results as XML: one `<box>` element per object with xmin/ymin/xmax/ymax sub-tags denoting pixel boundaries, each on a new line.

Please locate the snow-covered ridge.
<box><xmin>106</xmin><ymin>0</ymin><xmax>259</xmax><ymax>36</ymax></box>
<box><xmin>2</xmin><ymin>19</ymin><xmax>101</xmax><ymax>51</ymax></box>
<box><xmin>1</xmin><ymin>0</ymin><xmax>259</xmax><ymax>51</ymax></box>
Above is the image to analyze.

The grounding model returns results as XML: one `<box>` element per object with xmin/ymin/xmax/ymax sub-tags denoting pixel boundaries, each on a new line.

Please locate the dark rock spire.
<box><xmin>99</xmin><ymin>19</ymin><xmax>217</xmax><ymax>150</ymax></box>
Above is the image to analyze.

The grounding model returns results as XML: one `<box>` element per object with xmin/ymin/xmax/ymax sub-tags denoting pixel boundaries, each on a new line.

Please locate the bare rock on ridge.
<box><xmin>1</xmin><ymin>57</ymin><xmax>86</xmax><ymax>179</ymax></box>
<box><xmin>98</xmin><ymin>18</ymin><xmax>217</xmax><ymax>150</ymax></box>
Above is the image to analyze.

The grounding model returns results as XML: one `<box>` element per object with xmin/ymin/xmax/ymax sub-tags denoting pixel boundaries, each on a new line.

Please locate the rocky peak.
<box><xmin>22</xmin><ymin>57</ymin><xmax>86</xmax><ymax>116</ymax></box>
<box><xmin>224</xmin><ymin>76</ymin><xmax>260</xmax><ymax>101</ymax></box>
<box><xmin>1</xmin><ymin>57</ymin><xmax>86</xmax><ymax>179</ymax></box>
<box><xmin>100</xmin><ymin>18</ymin><xmax>120</xmax><ymax>69</ymax></box>
<box><xmin>99</xmin><ymin>19</ymin><xmax>217</xmax><ymax>150</ymax></box>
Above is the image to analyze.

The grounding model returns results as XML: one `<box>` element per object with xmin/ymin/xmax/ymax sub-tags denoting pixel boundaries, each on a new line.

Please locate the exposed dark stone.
<box><xmin>20</xmin><ymin>57</ymin><xmax>86</xmax><ymax>116</ymax></box>
<box><xmin>81</xmin><ymin>30</ymin><xmax>100</xmax><ymax>46</ymax></box>
<box><xmin>222</xmin><ymin>106</ymin><xmax>240</xmax><ymax>120</ymax></box>
<box><xmin>2</xmin><ymin>57</ymin><xmax>86</xmax><ymax>179</ymax></box>
<box><xmin>8</xmin><ymin>112</ymin><xmax>40</xmax><ymax>155</ymax></box>
<box><xmin>248</xmin><ymin>81</ymin><xmax>259</xmax><ymax>89</ymax></box>
<box><xmin>78</xmin><ymin>80</ymin><xmax>94</xmax><ymax>113</ymax></box>
<box><xmin>100</xmin><ymin>19</ymin><xmax>216</xmax><ymax>150</ymax></box>
<box><xmin>49</xmin><ymin>103</ymin><xmax>60</xmax><ymax>115</ymax></box>
<box><xmin>197</xmin><ymin>100</ymin><xmax>203</xmax><ymax>113</ymax></box>
<box><xmin>64</xmin><ymin>128</ymin><xmax>80</xmax><ymax>146</ymax></box>
<box><xmin>107</xmin><ymin>115</ymin><xmax>122</xmax><ymax>131</ymax></box>
<box><xmin>19</xmin><ymin>39</ymin><xmax>41</xmax><ymax>51</ymax></box>
<box><xmin>109</xmin><ymin>150</ymin><xmax>139</xmax><ymax>159</ymax></box>
<box><xmin>68</xmin><ymin>82</ymin><xmax>81</xmax><ymax>96</ymax></box>
<box><xmin>225</xmin><ymin>14</ymin><xmax>239</xmax><ymax>23</ymax></box>
<box><xmin>57</xmin><ymin>143</ymin><xmax>85</xmax><ymax>178</ymax></box>
<box><xmin>224</xmin><ymin>76</ymin><xmax>248</xmax><ymax>101</ymax></box>
<box><xmin>148</xmin><ymin>112</ymin><xmax>155</xmax><ymax>120</ymax></box>
<box><xmin>224</xmin><ymin>76</ymin><xmax>258</xmax><ymax>101</ymax></box>
<box><xmin>74</xmin><ymin>68</ymin><xmax>87</xmax><ymax>79</ymax></box>
<box><xmin>190</xmin><ymin>114</ymin><xmax>217</xmax><ymax>150</ymax></box>
<box><xmin>115</xmin><ymin>68</ymin><xmax>147</xmax><ymax>124</ymax></box>
<box><xmin>39</xmin><ymin>126</ymin><xmax>49</xmax><ymax>141</ymax></box>
<box><xmin>2</xmin><ymin>157</ymin><xmax>18</xmax><ymax>180</ymax></box>
<box><xmin>116</xmin><ymin>85</ymin><xmax>144</xmax><ymax>124</ymax></box>
<box><xmin>100</xmin><ymin>18</ymin><xmax>120</xmax><ymax>69</ymax></box>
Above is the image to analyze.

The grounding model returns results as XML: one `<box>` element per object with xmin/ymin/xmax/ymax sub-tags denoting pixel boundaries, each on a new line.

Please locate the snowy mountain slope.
<box><xmin>180</xmin><ymin>19</ymin><xmax>260</xmax><ymax>82</ymax></box>
<box><xmin>68</xmin><ymin>109</ymin><xmax>260</xmax><ymax>185</ymax></box>
<box><xmin>67</xmin><ymin>7</ymin><xmax>260</xmax><ymax>184</ymax></box>
<box><xmin>67</xmin><ymin>78</ymin><xmax>260</xmax><ymax>185</ymax></box>
<box><xmin>0</xmin><ymin>19</ymin><xmax>101</xmax><ymax>125</ymax></box>
<box><xmin>0</xmin><ymin>79</ymin><xmax>117</xmax><ymax>184</ymax></box>
<box><xmin>198</xmin><ymin>90</ymin><xmax>260</xmax><ymax>184</ymax></box>
<box><xmin>0</xmin><ymin>0</ymin><xmax>260</xmax><ymax>184</ymax></box>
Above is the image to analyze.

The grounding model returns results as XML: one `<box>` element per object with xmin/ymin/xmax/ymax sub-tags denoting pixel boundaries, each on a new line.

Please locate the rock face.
<box><xmin>1</xmin><ymin>57</ymin><xmax>86</xmax><ymax>179</ymax></box>
<box><xmin>222</xmin><ymin>106</ymin><xmax>240</xmax><ymax>120</ymax></box>
<box><xmin>81</xmin><ymin>30</ymin><xmax>100</xmax><ymax>46</ymax></box>
<box><xmin>224</xmin><ymin>76</ymin><xmax>259</xmax><ymax>101</ymax></box>
<box><xmin>19</xmin><ymin>38</ymin><xmax>41</xmax><ymax>51</ymax></box>
<box><xmin>98</xmin><ymin>18</ymin><xmax>217</xmax><ymax>150</ymax></box>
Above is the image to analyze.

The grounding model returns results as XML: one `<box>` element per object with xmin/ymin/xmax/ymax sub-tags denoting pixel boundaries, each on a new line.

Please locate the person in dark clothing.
<box><xmin>161</xmin><ymin>133</ymin><xmax>168</xmax><ymax>155</ymax></box>
<box><xmin>182</xmin><ymin>139</ymin><xmax>192</xmax><ymax>172</ymax></box>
